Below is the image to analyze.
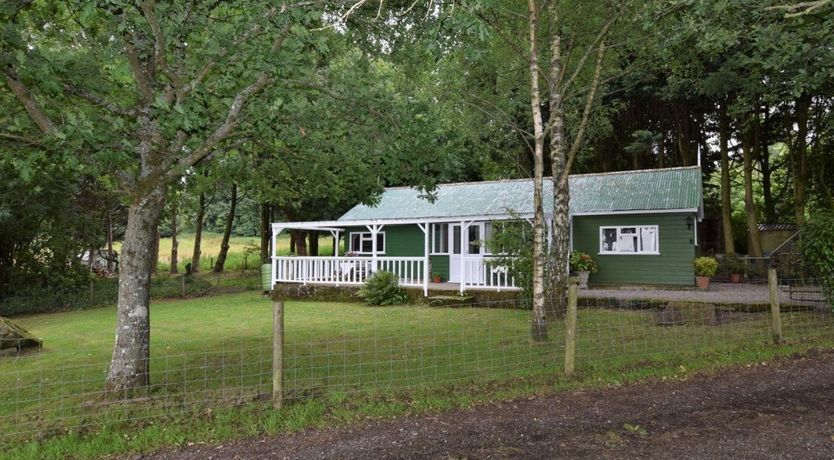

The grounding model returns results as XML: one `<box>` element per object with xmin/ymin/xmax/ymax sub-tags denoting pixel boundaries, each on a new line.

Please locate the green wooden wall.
<box><xmin>341</xmin><ymin>224</ymin><xmax>451</xmax><ymax>281</ymax></box>
<box><xmin>342</xmin><ymin>224</ymin><xmax>424</xmax><ymax>256</ymax></box>
<box><xmin>571</xmin><ymin>213</ymin><xmax>697</xmax><ymax>286</ymax></box>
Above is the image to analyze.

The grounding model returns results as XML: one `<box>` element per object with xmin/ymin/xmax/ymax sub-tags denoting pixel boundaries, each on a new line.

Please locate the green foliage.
<box><xmin>800</xmin><ymin>211</ymin><xmax>834</xmax><ymax>304</ymax></box>
<box><xmin>356</xmin><ymin>271</ymin><xmax>408</xmax><ymax>306</ymax></box>
<box><xmin>722</xmin><ymin>254</ymin><xmax>747</xmax><ymax>275</ymax></box>
<box><xmin>570</xmin><ymin>251</ymin><xmax>598</xmax><ymax>274</ymax></box>
<box><xmin>487</xmin><ymin>219</ymin><xmax>533</xmax><ymax>305</ymax></box>
<box><xmin>694</xmin><ymin>257</ymin><xmax>719</xmax><ymax>277</ymax></box>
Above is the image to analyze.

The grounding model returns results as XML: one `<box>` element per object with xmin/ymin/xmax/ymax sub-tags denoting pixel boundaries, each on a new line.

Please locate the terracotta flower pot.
<box><xmin>695</xmin><ymin>275</ymin><xmax>711</xmax><ymax>290</ymax></box>
<box><xmin>729</xmin><ymin>273</ymin><xmax>743</xmax><ymax>284</ymax></box>
<box><xmin>432</xmin><ymin>276</ymin><xmax>442</xmax><ymax>283</ymax></box>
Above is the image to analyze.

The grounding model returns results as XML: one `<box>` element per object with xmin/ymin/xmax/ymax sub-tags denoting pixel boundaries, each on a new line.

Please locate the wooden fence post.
<box><xmin>180</xmin><ymin>274</ymin><xmax>186</xmax><ymax>298</ymax></box>
<box><xmin>273</xmin><ymin>300</ymin><xmax>285</xmax><ymax>409</ymax></box>
<box><xmin>768</xmin><ymin>267</ymin><xmax>782</xmax><ymax>343</ymax></box>
<box><xmin>565</xmin><ymin>282</ymin><xmax>578</xmax><ymax>376</ymax></box>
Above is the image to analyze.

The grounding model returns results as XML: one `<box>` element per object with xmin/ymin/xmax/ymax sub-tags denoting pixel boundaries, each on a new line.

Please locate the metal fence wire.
<box><xmin>0</xmin><ymin>271</ymin><xmax>832</xmax><ymax>445</ymax></box>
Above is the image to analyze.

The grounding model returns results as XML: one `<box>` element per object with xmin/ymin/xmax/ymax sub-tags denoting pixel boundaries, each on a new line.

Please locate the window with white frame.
<box><xmin>349</xmin><ymin>232</ymin><xmax>385</xmax><ymax>254</ymax></box>
<box><xmin>599</xmin><ymin>225</ymin><xmax>659</xmax><ymax>254</ymax></box>
<box><xmin>431</xmin><ymin>223</ymin><xmax>449</xmax><ymax>254</ymax></box>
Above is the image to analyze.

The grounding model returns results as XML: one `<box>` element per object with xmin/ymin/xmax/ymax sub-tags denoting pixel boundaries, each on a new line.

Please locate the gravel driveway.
<box><xmin>147</xmin><ymin>349</ymin><xmax>834</xmax><ymax>459</ymax></box>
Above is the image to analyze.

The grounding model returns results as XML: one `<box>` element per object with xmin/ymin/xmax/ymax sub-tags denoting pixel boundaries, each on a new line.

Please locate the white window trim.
<box><xmin>430</xmin><ymin>223</ymin><xmax>449</xmax><ymax>255</ymax></box>
<box><xmin>598</xmin><ymin>225</ymin><xmax>660</xmax><ymax>255</ymax></box>
<box><xmin>349</xmin><ymin>231</ymin><xmax>386</xmax><ymax>254</ymax></box>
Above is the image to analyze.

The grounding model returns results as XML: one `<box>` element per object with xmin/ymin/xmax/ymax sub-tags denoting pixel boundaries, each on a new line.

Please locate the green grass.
<box><xmin>1</xmin><ymin>294</ymin><xmax>832</xmax><ymax>459</ymax></box>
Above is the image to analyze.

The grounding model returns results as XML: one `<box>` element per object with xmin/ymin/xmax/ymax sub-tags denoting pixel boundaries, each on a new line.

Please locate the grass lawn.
<box><xmin>1</xmin><ymin>293</ymin><xmax>832</xmax><ymax>459</ymax></box>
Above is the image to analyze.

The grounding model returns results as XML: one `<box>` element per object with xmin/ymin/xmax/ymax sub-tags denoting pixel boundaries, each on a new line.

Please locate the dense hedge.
<box><xmin>800</xmin><ymin>211</ymin><xmax>834</xmax><ymax>307</ymax></box>
<box><xmin>0</xmin><ymin>274</ymin><xmax>217</xmax><ymax>316</ymax></box>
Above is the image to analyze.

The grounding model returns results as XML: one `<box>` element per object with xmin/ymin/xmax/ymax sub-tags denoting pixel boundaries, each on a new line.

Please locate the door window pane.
<box><xmin>468</xmin><ymin>225</ymin><xmax>481</xmax><ymax>254</ymax></box>
<box><xmin>452</xmin><ymin>226</ymin><xmax>461</xmax><ymax>254</ymax></box>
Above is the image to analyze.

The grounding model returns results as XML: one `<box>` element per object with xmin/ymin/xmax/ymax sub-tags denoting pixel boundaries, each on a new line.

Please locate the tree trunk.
<box><xmin>295</xmin><ymin>231</ymin><xmax>308</xmax><ymax>256</ymax></box>
<box><xmin>719</xmin><ymin>103</ymin><xmax>735</xmax><ymax>254</ymax></box>
<box><xmin>191</xmin><ymin>192</ymin><xmax>205</xmax><ymax>273</ymax></box>
<box><xmin>309</xmin><ymin>231</ymin><xmax>319</xmax><ymax>256</ymax></box>
<box><xmin>742</xmin><ymin>123</ymin><xmax>764</xmax><ymax>258</ymax></box>
<box><xmin>106</xmin><ymin>186</ymin><xmax>166</xmax><ymax>392</ymax></box>
<box><xmin>527</xmin><ymin>0</ymin><xmax>547</xmax><ymax>342</ymax></box>
<box><xmin>757</xmin><ymin>114</ymin><xmax>776</xmax><ymax>224</ymax></box>
<box><xmin>545</xmin><ymin>15</ymin><xmax>569</xmax><ymax>318</ymax></box>
<box><xmin>107</xmin><ymin>211</ymin><xmax>115</xmax><ymax>273</ymax></box>
<box><xmin>150</xmin><ymin>227</ymin><xmax>160</xmax><ymax>275</ymax></box>
<box><xmin>170</xmin><ymin>200</ymin><xmax>178</xmax><ymax>274</ymax></box>
<box><xmin>213</xmin><ymin>183</ymin><xmax>237</xmax><ymax>273</ymax></box>
<box><xmin>793</xmin><ymin>93</ymin><xmax>810</xmax><ymax>227</ymax></box>
<box><xmin>289</xmin><ymin>232</ymin><xmax>296</xmax><ymax>253</ymax></box>
<box><xmin>260</xmin><ymin>204</ymin><xmax>271</xmax><ymax>264</ymax></box>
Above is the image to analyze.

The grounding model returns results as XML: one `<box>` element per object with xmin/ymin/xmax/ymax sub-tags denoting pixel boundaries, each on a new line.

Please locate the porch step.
<box><xmin>424</xmin><ymin>295</ymin><xmax>475</xmax><ymax>308</ymax></box>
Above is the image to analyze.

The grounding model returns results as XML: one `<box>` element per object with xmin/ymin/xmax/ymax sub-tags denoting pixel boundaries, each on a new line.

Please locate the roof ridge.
<box><xmin>380</xmin><ymin>166</ymin><xmax>701</xmax><ymax>191</ymax></box>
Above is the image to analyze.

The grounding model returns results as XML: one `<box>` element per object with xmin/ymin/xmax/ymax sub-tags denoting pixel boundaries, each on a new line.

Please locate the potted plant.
<box><xmin>432</xmin><ymin>273</ymin><xmax>443</xmax><ymax>283</ymax></box>
<box><xmin>725</xmin><ymin>254</ymin><xmax>746</xmax><ymax>283</ymax></box>
<box><xmin>570</xmin><ymin>251</ymin><xmax>598</xmax><ymax>289</ymax></box>
<box><xmin>694</xmin><ymin>256</ymin><xmax>719</xmax><ymax>290</ymax></box>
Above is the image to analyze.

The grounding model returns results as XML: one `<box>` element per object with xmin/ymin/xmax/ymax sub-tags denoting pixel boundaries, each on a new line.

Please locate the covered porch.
<box><xmin>270</xmin><ymin>218</ymin><xmax>526</xmax><ymax>295</ymax></box>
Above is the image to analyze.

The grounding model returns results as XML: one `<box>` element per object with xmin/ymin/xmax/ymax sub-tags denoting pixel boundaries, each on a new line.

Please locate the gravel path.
<box><xmin>147</xmin><ymin>349</ymin><xmax>834</xmax><ymax>460</ymax></box>
<box><xmin>580</xmin><ymin>281</ymin><xmax>817</xmax><ymax>306</ymax></box>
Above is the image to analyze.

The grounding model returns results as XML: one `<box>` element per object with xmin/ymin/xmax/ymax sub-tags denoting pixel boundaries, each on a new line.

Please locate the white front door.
<box><xmin>448</xmin><ymin>223</ymin><xmax>486</xmax><ymax>283</ymax></box>
<box><xmin>464</xmin><ymin>223</ymin><xmax>486</xmax><ymax>284</ymax></box>
<box><xmin>448</xmin><ymin>224</ymin><xmax>463</xmax><ymax>282</ymax></box>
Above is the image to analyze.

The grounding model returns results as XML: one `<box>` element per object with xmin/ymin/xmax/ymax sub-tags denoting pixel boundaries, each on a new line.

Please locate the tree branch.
<box><xmin>2</xmin><ymin>68</ymin><xmax>57</xmax><ymax>135</ymax></box>
<box><xmin>64</xmin><ymin>85</ymin><xmax>138</xmax><ymax>117</ymax></box>
<box><xmin>562</xmin><ymin>41</ymin><xmax>606</xmax><ymax>180</ymax></box>
<box><xmin>123</xmin><ymin>33</ymin><xmax>154</xmax><ymax>103</ymax></box>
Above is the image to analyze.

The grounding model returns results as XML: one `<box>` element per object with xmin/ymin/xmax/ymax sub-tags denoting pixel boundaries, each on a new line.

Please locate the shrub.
<box><xmin>724</xmin><ymin>253</ymin><xmax>747</xmax><ymax>275</ymax></box>
<box><xmin>801</xmin><ymin>211</ymin><xmax>834</xmax><ymax>305</ymax></box>
<box><xmin>357</xmin><ymin>271</ymin><xmax>409</xmax><ymax>306</ymax></box>
<box><xmin>570</xmin><ymin>251</ymin><xmax>598</xmax><ymax>273</ymax></box>
<box><xmin>694</xmin><ymin>257</ymin><xmax>718</xmax><ymax>277</ymax></box>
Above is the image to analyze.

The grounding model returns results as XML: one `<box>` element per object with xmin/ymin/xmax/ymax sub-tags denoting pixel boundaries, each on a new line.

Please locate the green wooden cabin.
<box><xmin>271</xmin><ymin>167</ymin><xmax>703</xmax><ymax>294</ymax></box>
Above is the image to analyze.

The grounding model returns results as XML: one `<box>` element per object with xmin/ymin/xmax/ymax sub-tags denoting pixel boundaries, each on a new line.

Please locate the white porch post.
<box><xmin>460</xmin><ymin>221</ymin><xmax>472</xmax><ymax>294</ymax></box>
<box><xmin>366</xmin><ymin>223</ymin><xmax>381</xmax><ymax>273</ymax></box>
<box><xmin>418</xmin><ymin>222</ymin><xmax>429</xmax><ymax>297</ymax></box>
<box><xmin>330</xmin><ymin>230</ymin><xmax>340</xmax><ymax>286</ymax></box>
<box><xmin>271</xmin><ymin>225</ymin><xmax>282</xmax><ymax>290</ymax></box>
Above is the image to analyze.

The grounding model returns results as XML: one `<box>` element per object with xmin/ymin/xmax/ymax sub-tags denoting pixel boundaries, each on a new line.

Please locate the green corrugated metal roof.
<box><xmin>338</xmin><ymin>167</ymin><xmax>702</xmax><ymax>222</ymax></box>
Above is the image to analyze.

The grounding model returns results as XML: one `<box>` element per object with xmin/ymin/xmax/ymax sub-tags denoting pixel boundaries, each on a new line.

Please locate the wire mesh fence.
<box><xmin>0</xmin><ymin>271</ymin><xmax>832</xmax><ymax>447</ymax></box>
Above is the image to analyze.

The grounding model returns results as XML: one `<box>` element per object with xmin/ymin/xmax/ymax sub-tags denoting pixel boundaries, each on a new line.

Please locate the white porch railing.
<box><xmin>461</xmin><ymin>256</ymin><xmax>518</xmax><ymax>291</ymax></box>
<box><xmin>273</xmin><ymin>256</ymin><xmax>426</xmax><ymax>287</ymax></box>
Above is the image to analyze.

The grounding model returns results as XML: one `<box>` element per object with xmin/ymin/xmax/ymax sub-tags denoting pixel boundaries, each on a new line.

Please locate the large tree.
<box><xmin>1</xmin><ymin>1</ymin><xmax>348</xmax><ymax>391</ymax></box>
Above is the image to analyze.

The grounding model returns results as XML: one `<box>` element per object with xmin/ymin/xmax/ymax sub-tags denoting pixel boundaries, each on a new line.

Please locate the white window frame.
<box><xmin>430</xmin><ymin>223</ymin><xmax>449</xmax><ymax>255</ymax></box>
<box><xmin>349</xmin><ymin>231</ymin><xmax>385</xmax><ymax>254</ymax></box>
<box><xmin>599</xmin><ymin>225</ymin><xmax>660</xmax><ymax>255</ymax></box>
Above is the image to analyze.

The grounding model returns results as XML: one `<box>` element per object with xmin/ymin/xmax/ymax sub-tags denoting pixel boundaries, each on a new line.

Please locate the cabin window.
<box><xmin>599</xmin><ymin>225</ymin><xmax>659</xmax><ymax>255</ymax></box>
<box><xmin>431</xmin><ymin>223</ymin><xmax>449</xmax><ymax>254</ymax></box>
<box><xmin>468</xmin><ymin>224</ymin><xmax>481</xmax><ymax>254</ymax></box>
<box><xmin>349</xmin><ymin>232</ymin><xmax>385</xmax><ymax>254</ymax></box>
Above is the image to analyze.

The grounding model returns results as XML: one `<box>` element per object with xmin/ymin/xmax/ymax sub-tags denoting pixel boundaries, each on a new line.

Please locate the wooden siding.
<box><xmin>342</xmin><ymin>224</ymin><xmax>424</xmax><ymax>257</ymax></box>
<box><xmin>430</xmin><ymin>255</ymin><xmax>450</xmax><ymax>281</ymax></box>
<box><xmin>572</xmin><ymin>213</ymin><xmax>697</xmax><ymax>286</ymax></box>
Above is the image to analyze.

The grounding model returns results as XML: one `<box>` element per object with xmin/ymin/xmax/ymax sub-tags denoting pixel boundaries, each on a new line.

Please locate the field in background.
<box><xmin>115</xmin><ymin>233</ymin><xmax>337</xmax><ymax>272</ymax></box>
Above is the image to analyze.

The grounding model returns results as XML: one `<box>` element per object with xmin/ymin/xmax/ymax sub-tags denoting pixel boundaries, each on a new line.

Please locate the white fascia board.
<box><xmin>272</xmin><ymin>214</ymin><xmax>536</xmax><ymax>229</ymax></box>
<box><xmin>570</xmin><ymin>208</ymin><xmax>698</xmax><ymax>216</ymax></box>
